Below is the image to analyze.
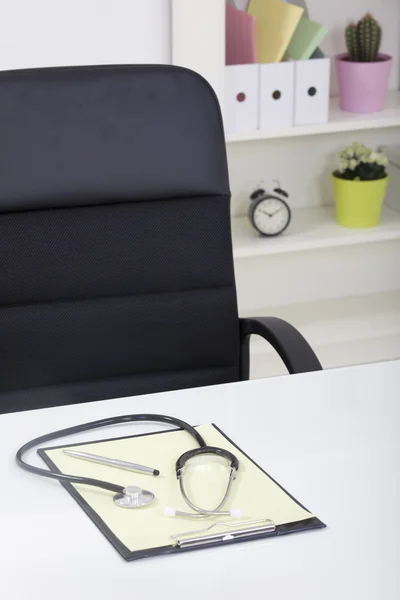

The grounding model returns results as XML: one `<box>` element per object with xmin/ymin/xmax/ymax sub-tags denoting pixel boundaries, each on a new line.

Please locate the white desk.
<box><xmin>1</xmin><ymin>361</ymin><xmax>399</xmax><ymax>600</ymax></box>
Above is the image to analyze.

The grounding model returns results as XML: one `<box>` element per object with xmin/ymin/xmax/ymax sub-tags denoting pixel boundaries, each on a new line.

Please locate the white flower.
<box><xmin>351</xmin><ymin>142</ymin><xmax>368</xmax><ymax>153</ymax></box>
<box><xmin>350</xmin><ymin>142</ymin><xmax>369</xmax><ymax>159</ymax></box>
<box><xmin>338</xmin><ymin>143</ymin><xmax>386</xmax><ymax>168</ymax></box>
<box><xmin>376</xmin><ymin>153</ymin><xmax>388</xmax><ymax>166</ymax></box>
<box><xmin>349</xmin><ymin>158</ymin><xmax>358</xmax><ymax>170</ymax></box>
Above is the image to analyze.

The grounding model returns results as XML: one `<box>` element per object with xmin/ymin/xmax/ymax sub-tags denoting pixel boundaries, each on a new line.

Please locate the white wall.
<box><xmin>0</xmin><ymin>0</ymin><xmax>171</xmax><ymax>71</ymax></box>
<box><xmin>172</xmin><ymin>0</ymin><xmax>225</xmax><ymax>106</ymax></box>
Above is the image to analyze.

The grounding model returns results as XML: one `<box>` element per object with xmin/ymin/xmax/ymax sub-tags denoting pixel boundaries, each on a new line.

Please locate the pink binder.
<box><xmin>226</xmin><ymin>4</ymin><xmax>257</xmax><ymax>65</ymax></box>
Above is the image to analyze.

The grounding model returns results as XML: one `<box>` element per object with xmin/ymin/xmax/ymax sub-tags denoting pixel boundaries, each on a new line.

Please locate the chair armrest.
<box><xmin>239</xmin><ymin>316</ymin><xmax>322</xmax><ymax>379</ymax></box>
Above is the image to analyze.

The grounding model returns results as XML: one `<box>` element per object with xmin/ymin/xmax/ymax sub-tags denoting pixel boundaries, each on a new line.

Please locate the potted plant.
<box><xmin>336</xmin><ymin>13</ymin><xmax>392</xmax><ymax>113</ymax></box>
<box><xmin>332</xmin><ymin>142</ymin><xmax>389</xmax><ymax>228</ymax></box>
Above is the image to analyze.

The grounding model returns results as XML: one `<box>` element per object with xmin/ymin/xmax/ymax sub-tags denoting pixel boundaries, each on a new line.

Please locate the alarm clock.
<box><xmin>248</xmin><ymin>186</ymin><xmax>291</xmax><ymax>237</ymax></box>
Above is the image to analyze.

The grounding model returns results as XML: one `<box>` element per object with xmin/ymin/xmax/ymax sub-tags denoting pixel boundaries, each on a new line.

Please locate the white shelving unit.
<box><xmin>232</xmin><ymin>205</ymin><xmax>400</xmax><ymax>258</ymax></box>
<box><xmin>171</xmin><ymin>0</ymin><xmax>400</xmax><ymax>378</ymax></box>
<box><xmin>226</xmin><ymin>91</ymin><xmax>400</xmax><ymax>143</ymax></box>
<box><xmin>227</xmin><ymin>91</ymin><xmax>400</xmax><ymax>377</ymax></box>
<box><xmin>233</xmin><ymin>203</ymin><xmax>400</xmax><ymax>377</ymax></box>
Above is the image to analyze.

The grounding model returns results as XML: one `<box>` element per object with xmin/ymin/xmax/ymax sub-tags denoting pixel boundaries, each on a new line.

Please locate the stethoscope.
<box><xmin>16</xmin><ymin>414</ymin><xmax>240</xmax><ymax>519</ymax></box>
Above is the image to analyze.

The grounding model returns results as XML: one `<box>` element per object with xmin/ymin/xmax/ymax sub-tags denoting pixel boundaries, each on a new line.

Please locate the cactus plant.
<box><xmin>345</xmin><ymin>13</ymin><xmax>382</xmax><ymax>62</ymax></box>
<box><xmin>345</xmin><ymin>23</ymin><xmax>360</xmax><ymax>62</ymax></box>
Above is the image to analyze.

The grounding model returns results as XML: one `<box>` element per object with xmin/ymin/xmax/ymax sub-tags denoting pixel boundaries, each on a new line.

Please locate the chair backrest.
<box><xmin>0</xmin><ymin>65</ymin><xmax>240</xmax><ymax>414</ymax></box>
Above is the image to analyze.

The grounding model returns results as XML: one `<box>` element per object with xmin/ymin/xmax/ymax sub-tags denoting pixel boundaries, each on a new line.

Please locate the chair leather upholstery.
<box><xmin>0</xmin><ymin>65</ymin><xmax>240</xmax><ymax>413</ymax></box>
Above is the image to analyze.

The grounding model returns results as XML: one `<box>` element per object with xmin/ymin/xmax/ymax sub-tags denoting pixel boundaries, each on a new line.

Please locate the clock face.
<box><xmin>252</xmin><ymin>196</ymin><xmax>291</xmax><ymax>236</ymax></box>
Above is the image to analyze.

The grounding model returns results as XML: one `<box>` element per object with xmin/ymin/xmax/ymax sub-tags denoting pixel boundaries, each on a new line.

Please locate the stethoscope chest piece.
<box><xmin>113</xmin><ymin>486</ymin><xmax>155</xmax><ymax>508</ymax></box>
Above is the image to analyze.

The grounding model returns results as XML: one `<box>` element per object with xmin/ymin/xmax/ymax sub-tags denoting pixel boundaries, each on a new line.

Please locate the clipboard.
<box><xmin>39</xmin><ymin>424</ymin><xmax>325</xmax><ymax>561</ymax></box>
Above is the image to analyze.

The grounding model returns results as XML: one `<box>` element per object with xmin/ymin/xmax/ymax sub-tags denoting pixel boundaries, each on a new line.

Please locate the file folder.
<box><xmin>286</xmin><ymin>17</ymin><xmax>328</xmax><ymax>60</ymax></box>
<box><xmin>248</xmin><ymin>0</ymin><xmax>304</xmax><ymax>63</ymax></box>
<box><xmin>226</xmin><ymin>4</ymin><xmax>257</xmax><ymax>65</ymax></box>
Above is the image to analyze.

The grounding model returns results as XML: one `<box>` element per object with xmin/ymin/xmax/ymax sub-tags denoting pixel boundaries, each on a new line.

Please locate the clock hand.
<box><xmin>271</xmin><ymin>207</ymin><xmax>284</xmax><ymax>216</ymax></box>
<box><xmin>259</xmin><ymin>209</ymin><xmax>273</xmax><ymax>217</ymax></box>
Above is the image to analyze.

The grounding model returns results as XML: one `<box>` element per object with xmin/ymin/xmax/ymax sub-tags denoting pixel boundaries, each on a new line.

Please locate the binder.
<box><xmin>294</xmin><ymin>57</ymin><xmax>330</xmax><ymax>125</ymax></box>
<box><xmin>39</xmin><ymin>423</ymin><xmax>325</xmax><ymax>561</ymax></box>
<box><xmin>259</xmin><ymin>62</ymin><xmax>295</xmax><ymax>130</ymax></box>
<box><xmin>224</xmin><ymin>64</ymin><xmax>259</xmax><ymax>133</ymax></box>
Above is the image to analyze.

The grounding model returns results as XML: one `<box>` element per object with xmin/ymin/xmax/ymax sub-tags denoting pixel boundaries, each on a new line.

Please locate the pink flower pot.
<box><xmin>335</xmin><ymin>53</ymin><xmax>392</xmax><ymax>113</ymax></box>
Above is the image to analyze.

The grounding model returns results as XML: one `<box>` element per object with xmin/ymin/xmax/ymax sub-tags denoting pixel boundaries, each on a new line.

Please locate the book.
<box><xmin>247</xmin><ymin>0</ymin><xmax>304</xmax><ymax>63</ymax></box>
<box><xmin>286</xmin><ymin>17</ymin><xmax>328</xmax><ymax>60</ymax></box>
<box><xmin>226</xmin><ymin>4</ymin><xmax>257</xmax><ymax>65</ymax></box>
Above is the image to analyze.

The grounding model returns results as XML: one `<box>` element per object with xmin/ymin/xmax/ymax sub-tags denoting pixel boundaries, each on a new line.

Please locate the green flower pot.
<box><xmin>332</xmin><ymin>175</ymin><xmax>389</xmax><ymax>228</ymax></box>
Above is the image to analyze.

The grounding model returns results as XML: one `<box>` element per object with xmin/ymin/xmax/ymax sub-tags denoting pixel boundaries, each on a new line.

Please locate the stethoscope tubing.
<box><xmin>16</xmin><ymin>413</ymin><xmax>207</xmax><ymax>495</ymax></box>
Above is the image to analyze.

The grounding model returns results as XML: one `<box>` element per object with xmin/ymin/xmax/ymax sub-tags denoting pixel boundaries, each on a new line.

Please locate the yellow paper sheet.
<box><xmin>44</xmin><ymin>424</ymin><xmax>313</xmax><ymax>553</ymax></box>
<box><xmin>248</xmin><ymin>0</ymin><xmax>304</xmax><ymax>63</ymax></box>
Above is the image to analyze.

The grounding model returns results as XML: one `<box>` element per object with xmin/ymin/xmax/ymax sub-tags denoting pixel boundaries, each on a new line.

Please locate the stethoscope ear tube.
<box><xmin>175</xmin><ymin>446</ymin><xmax>239</xmax><ymax>475</ymax></box>
<box><xmin>15</xmin><ymin>413</ymin><xmax>207</xmax><ymax>495</ymax></box>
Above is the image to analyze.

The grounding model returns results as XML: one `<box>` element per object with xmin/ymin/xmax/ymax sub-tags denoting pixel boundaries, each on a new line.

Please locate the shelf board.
<box><xmin>232</xmin><ymin>205</ymin><xmax>400</xmax><ymax>259</ymax></box>
<box><xmin>226</xmin><ymin>91</ymin><xmax>400</xmax><ymax>143</ymax></box>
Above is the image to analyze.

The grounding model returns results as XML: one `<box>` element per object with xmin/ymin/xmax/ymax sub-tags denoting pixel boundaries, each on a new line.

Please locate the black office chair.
<box><xmin>0</xmin><ymin>65</ymin><xmax>321</xmax><ymax>414</ymax></box>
